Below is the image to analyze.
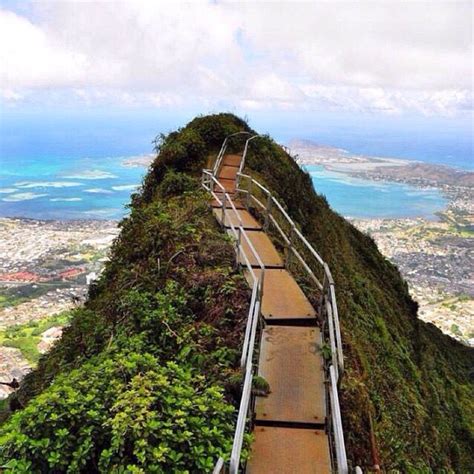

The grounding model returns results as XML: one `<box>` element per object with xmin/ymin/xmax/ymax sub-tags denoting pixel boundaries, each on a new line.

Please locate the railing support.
<box><xmin>330</xmin><ymin>365</ymin><xmax>348</xmax><ymax>474</ymax></box>
<box><xmin>285</xmin><ymin>225</ymin><xmax>296</xmax><ymax>268</ymax></box>
<box><xmin>246</xmin><ymin>179</ymin><xmax>252</xmax><ymax>209</ymax></box>
<box><xmin>221</xmin><ymin>191</ymin><xmax>227</xmax><ymax>222</ymax></box>
<box><xmin>264</xmin><ymin>193</ymin><xmax>272</xmax><ymax>232</ymax></box>
<box><xmin>204</xmin><ymin>140</ymin><xmax>347</xmax><ymax>474</ymax></box>
<box><xmin>213</xmin><ymin>457</ymin><xmax>224</xmax><ymax>474</ymax></box>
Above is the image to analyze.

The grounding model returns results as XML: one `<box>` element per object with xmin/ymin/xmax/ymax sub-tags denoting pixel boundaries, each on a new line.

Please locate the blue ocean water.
<box><xmin>0</xmin><ymin>110</ymin><xmax>185</xmax><ymax>220</ymax></box>
<box><xmin>306</xmin><ymin>165</ymin><xmax>447</xmax><ymax>219</ymax></box>
<box><xmin>0</xmin><ymin>155</ymin><xmax>148</xmax><ymax>219</ymax></box>
<box><xmin>0</xmin><ymin>110</ymin><xmax>467</xmax><ymax>220</ymax></box>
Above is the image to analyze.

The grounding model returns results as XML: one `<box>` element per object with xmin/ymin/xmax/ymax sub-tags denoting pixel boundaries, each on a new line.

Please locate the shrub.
<box><xmin>158</xmin><ymin>169</ymin><xmax>197</xmax><ymax>198</ymax></box>
<box><xmin>159</xmin><ymin>128</ymin><xmax>206</xmax><ymax>172</ymax></box>
<box><xmin>0</xmin><ymin>354</ymin><xmax>235</xmax><ymax>473</ymax></box>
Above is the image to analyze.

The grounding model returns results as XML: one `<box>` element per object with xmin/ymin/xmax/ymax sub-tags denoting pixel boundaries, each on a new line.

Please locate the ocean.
<box><xmin>306</xmin><ymin>165</ymin><xmax>447</xmax><ymax>219</ymax></box>
<box><xmin>0</xmin><ymin>111</ymin><xmax>469</xmax><ymax>220</ymax></box>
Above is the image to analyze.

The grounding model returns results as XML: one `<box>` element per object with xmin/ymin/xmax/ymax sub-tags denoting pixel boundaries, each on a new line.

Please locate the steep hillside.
<box><xmin>0</xmin><ymin>114</ymin><xmax>472</xmax><ymax>472</ymax></box>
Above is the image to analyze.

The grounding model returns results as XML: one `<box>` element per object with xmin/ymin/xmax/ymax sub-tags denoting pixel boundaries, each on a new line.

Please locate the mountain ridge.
<box><xmin>0</xmin><ymin>113</ymin><xmax>472</xmax><ymax>472</ymax></box>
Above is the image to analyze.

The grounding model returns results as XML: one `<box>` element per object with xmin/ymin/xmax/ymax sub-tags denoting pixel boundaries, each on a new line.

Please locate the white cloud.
<box><xmin>0</xmin><ymin>1</ymin><xmax>472</xmax><ymax>116</ymax></box>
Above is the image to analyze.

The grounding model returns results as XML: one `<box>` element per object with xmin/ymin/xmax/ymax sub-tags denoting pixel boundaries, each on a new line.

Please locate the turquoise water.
<box><xmin>0</xmin><ymin>159</ymin><xmax>449</xmax><ymax>220</ymax></box>
<box><xmin>0</xmin><ymin>111</ymin><xmax>456</xmax><ymax>220</ymax></box>
<box><xmin>305</xmin><ymin>165</ymin><xmax>448</xmax><ymax>219</ymax></box>
<box><xmin>0</xmin><ymin>154</ymin><xmax>148</xmax><ymax>220</ymax></box>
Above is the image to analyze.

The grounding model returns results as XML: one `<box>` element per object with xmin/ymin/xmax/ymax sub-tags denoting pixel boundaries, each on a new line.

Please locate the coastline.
<box><xmin>0</xmin><ymin>144</ymin><xmax>472</xmax><ymax>397</ymax></box>
<box><xmin>290</xmin><ymin>139</ymin><xmax>473</xmax><ymax>228</ymax></box>
<box><xmin>290</xmin><ymin>139</ymin><xmax>473</xmax><ymax>346</ymax></box>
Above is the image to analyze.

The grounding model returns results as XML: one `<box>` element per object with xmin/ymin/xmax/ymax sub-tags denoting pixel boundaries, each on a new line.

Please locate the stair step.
<box><xmin>255</xmin><ymin>326</ymin><xmax>326</xmax><ymax>424</ymax></box>
<box><xmin>222</xmin><ymin>154</ymin><xmax>241</xmax><ymax>167</ymax></box>
<box><xmin>210</xmin><ymin>193</ymin><xmax>245</xmax><ymax>209</ymax></box>
<box><xmin>247</xmin><ymin>426</ymin><xmax>331</xmax><ymax>474</ymax></box>
<box><xmin>218</xmin><ymin>165</ymin><xmax>239</xmax><ymax>180</ymax></box>
<box><xmin>245</xmin><ymin>269</ymin><xmax>316</xmax><ymax>321</ymax></box>
<box><xmin>212</xmin><ymin>208</ymin><xmax>262</xmax><ymax>230</ymax></box>
<box><xmin>234</xmin><ymin>230</ymin><xmax>283</xmax><ymax>268</ymax></box>
<box><xmin>214</xmin><ymin>178</ymin><xmax>235</xmax><ymax>194</ymax></box>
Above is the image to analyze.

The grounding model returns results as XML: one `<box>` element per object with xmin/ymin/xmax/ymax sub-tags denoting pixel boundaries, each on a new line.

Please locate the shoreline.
<box><xmin>289</xmin><ymin>139</ymin><xmax>473</xmax><ymax>347</ymax></box>
<box><xmin>291</xmin><ymin>139</ymin><xmax>473</xmax><ymax>231</ymax></box>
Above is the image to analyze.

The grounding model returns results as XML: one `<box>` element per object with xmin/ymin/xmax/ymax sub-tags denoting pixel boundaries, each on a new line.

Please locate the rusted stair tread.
<box><xmin>218</xmin><ymin>165</ymin><xmax>239</xmax><ymax>180</ymax></box>
<box><xmin>214</xmin><ymin>178</ymin><xmax>235</xmax><ymax>194</ymax></box>
<box><xmin>212</xmin><ymin>208</ymin><xmax>262</xmax><ymax>230</ymax></box>
<box><xmin>247</xmin><ymin>426</ymin><xmax>331</xmax><ymax>474</ymax></box>
<box><xmin>255</xmin><ymin>326</ymin><xmax>326</xmax><ymax>424</ymax></box>
<box><xmin>222</xmin><ymin>154</ymin><xmax>242</xmax><ymax>167</ymax></box>
<box><xmin>236</xmin><ymin>230</ymin><xmax>283</xmax><ymax>267</ymax></box>
<box><xmin>245</xmin><ymin>269</ymin><xmax>316</xmax><ymax>320</ymax></box>
<box><xmin>210</xmin><ymin>195</ymin><xmax>245</xmax><ymax>209</ymax></box>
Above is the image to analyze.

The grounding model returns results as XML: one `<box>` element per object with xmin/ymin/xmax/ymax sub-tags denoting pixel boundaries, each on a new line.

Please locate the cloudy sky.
<box><xmin>0</xmin><ymin>0</ymin><xmax>472</xmax><ymax>117</ymax></box>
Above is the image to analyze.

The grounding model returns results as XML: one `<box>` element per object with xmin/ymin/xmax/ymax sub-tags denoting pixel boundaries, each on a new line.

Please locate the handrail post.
<box><xmin>330</xmin><ymin>365</ymin><xmax>348</xmax><ymax>474</ymax></box>
<box><xmin>330</xmin><ymin>282</ymin><xmax>344</xmax><ymax>378</ymax></box>
<box><xmin>319</xmin><ymin>268</ymin><xmax>328</xmax><ymax>315</ymax></box>
<box><xmin>247</xmin><ymin>178</ymin><xmax>252</xmax><ymax>209</ymax></box>
<box><xmin>285</xmin><ymin>225</ymin><xmax>296</xmax><ymax>268</ymax></box>
<box><xmin>236</xmin><ymin>226</ymin><xmax>242</xmax><ymax>270</ymax></box>
<box><xmin>213</xmin><ymin>457</ymin><xmax>225</xmax><ymax>474</ymax></box>
<box><xmin>263</xmin><ymin>193</ymin><xmax>272</xmax><ymax>232</ymax></box>
<box><xmin>222</xmin><ymin>192</ymin><xmax>227</xmax><ymax>224</ymax></box>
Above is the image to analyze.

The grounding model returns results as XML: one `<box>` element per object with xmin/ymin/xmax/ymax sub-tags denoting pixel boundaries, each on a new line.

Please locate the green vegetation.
<box><xmin>0</xmin><ymin>113</ymin><xmax>253</xmax><ymax>472</ymax></box>
<box><xmin>0</xmin><ymin>312</ymin><xmax>72</xmax><ymax>363</ymax></box>
<box><xmin>252</xmin><ymin>376</ymin><xmax>270</xmax><ymax>397</ymax></box>
<box><xmin>0</xmin><ymin>113</ymin><xmax>472</xmax><ymax>472</ymax></box>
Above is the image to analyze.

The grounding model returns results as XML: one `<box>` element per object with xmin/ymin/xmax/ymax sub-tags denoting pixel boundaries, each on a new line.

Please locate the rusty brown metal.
<box><xmin>238</xmin><ymin>231</ymin><xmax>284</xmax><ymax>267</ymax></box>
<box><xmin>214</xmin><ymin>178</ymin><xmax>235</xmax><ymax>194</ymax></box>
<box><xmin>212</xmin><ymin>208</ymin><xmax>262</xmax><ymax>230</ymax></box>
<box><xmin>246</xmin><ymin>426</ymin><xmax>331</xmax><ymax>474</ymax></box>
<box><xmin>209</xmin><ymin>153</ymin><xmax>338</xmax><ymax>472</ymax></box>
<box><xmin>247</xmin><ymin>269</ymin><xmax>316</xmax><ymax>320</ymax></box>
<box><xmin>222</xmin><ymin>154</ymin><xmax>242</xmax><ymax>167</ymax></box>
<box><xmin>255</xmin><ymin>326</ymin><xmax>326</xmax><ymax>424</ymax></box>
<box><xmin>210</xmin><ymin>194</ymin><xmax>245</xmax><ymax>209</ymax></box>
<box><xmin>218</xmin><ymin>165</ymin><xmax>239</xmax><ymax>180</ymax></box>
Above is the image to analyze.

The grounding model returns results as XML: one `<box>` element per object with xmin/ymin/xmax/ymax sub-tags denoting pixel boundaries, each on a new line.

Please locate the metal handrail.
<box><xmin>202</xmin><ymin>169</ymin><xmax>264</xmax><ymax>473</ymax></box>
<box><xmin>206</xmin><ymin>134</ymin><xmax>347</xmax><ymax>473</ymax></box>
<box><xmin>236</xmin><ymin>173</ymin><xmax>344</xmax><ymax>372</ymax></box>
<box><xmin>235</xmin><ymin>134</ymin><xmax>259</xmax><ymax>188</ymax></box>
<box><xmin>235</xmin><ymin>171</ymin><xmax>347</xmax><ymax>473</ymax></box>
<box><xmin>213</xmin><ymin>131</ymin><xmax>252</xmax><ymax>176</ymax></box>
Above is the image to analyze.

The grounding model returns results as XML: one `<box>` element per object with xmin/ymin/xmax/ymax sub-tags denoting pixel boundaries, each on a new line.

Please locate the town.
<box><xmin>0</xmin><ymin>217</ymin><xmax>119</xmax><ymax>398</ymax></box>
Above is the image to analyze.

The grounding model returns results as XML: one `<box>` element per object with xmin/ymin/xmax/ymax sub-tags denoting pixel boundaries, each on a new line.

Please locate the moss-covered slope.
<box><xmin>0</xmin><ymin>114</ymin><xmax>472</xmax><ymax>472</ymax></box>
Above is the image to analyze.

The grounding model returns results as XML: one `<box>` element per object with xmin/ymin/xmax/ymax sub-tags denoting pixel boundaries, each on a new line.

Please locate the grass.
<box><xmin>0</xmin><ymin>312</ymin><xmax>72</xmax><ymax>364</ymax></box>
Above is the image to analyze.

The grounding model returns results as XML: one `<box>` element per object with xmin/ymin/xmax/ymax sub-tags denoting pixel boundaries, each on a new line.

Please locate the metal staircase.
<box><xmin>202</xmin><ymin>133</ymin><xmax>348</xmax><ymax>474</ymax></box>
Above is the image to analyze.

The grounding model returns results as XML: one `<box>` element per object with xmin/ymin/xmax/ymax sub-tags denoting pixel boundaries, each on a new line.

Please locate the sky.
<box><xmin>0</xmin><ymin>0</ymin><xmax>472</xmax><ymax>118</ymax></box>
